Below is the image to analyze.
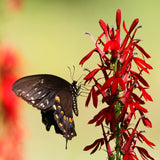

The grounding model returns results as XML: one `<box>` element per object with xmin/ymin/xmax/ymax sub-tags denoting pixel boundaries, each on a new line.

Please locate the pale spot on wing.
<box><xmin>53</xmin><ymin>105</ymin><xmax>56</xmax><ymax>110</ymax></box>
<box><xmin>55</xmin><ymin>114</ymin><xmax>59</xmax><ymax>119</ymax></box>
<box><xmin>40</xmin><ymin>79</ymin><xmax>44</xmax><ymax>84</ymax></box>
<box><xmin>45</xmin><ymin>99</ymin><xmax>49</xmax><ymax>105</ymax></box>
<box><xmin>41</xmin><ymin>94</ymin><xmax>46</xmax><ymax>98</ymax></box>
<box><xmin>55</xmin><ymin>96</ymin><xmax>60</xmax><ymax>102</ymax></box>
<box><xmin>59</xmin><ymin>123</ymin><xmax>63</xmax><ymax>127</ymax></box>
<box><xmin>31</xmin><ymin>100</ymin><xmax>35</xmax><ymax>104</ymax></box>
<box><xmin>58</xmin><ymin>105</ymin><xmax>61</xmax><ymax>109</ymax></box>
<box><xmin>40</xmin><ymin>103</ymin><xmax>45</xmax><ymax>108</ymax></box>
<box><xmin>31</xmin><ymin>97</ymin><xmax>34</xmax><ymax>100</ymax></box>
<box><xmin>34</xmin><ymin>88</ymin><xmax>38</xmax><ymax>91</ymax></box>
<box><xmin>38</xmin><ymin>91</ymin><xmax>42</xmax><ymax>94</ymax></box>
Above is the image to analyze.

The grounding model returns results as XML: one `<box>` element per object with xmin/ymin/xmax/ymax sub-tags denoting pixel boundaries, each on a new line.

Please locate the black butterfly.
<box><xmin>12</xmin><ymin>74</ymin><xmax>80</xmax><ymax>149</ymax></box>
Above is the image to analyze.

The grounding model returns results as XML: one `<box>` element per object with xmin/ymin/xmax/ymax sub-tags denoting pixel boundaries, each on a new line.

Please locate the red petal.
<box><xmin>83</xmin><ymin>139</ymin><xmax>100</xmax><ymax>151</ymax></box>
<box><xmin>118</xmin><ymin>77</ymin><xmax>125</xmax><ymax>90</ymax></box>
<box><xmin>120</xmin><ymin>19</ymin><xmax>139</xmax><ymax>52</ymax></box>
<box><xmin>130</xmin><ymin>103</ymin><xmax>135</xmax><ymax>114</ymax></box>
<box><xmin>84</xmin><ymin>68</ymin><xmax>100</xmax><ymax>81</ymax></box>
<box><xmin>120</xmin><ymin>54</ymin><xmax>133</xmax><ymax>75</ymax></box>
<box><xmin>130</xmin><ymin>71</ymin><xmax>149</xmax><ymax>87</ymax></box>
<box><xmin>132</xmin><ymin>93</ymin><xmax>145</xmax><ymax>104</ymax></box>
<box><xmin>141</xmin><ymin>88</ymin><xmax>153</xmax><ymax>101</ymax></box>
<box><xmin>128</xmin><ymin>18</ymin><xmax>139</xmax><ymax>34</ymax></box>
<box><xmin>110</xmin><ymin>113</ymin><xmax>116</xmax><ymax>131</ymax></box>
<box><xmin>134</xmin><ymin>57</ymin><xmax>153</xmax><ymax>71</ymax></box>
<box><xmin>133</xmin><ymin>102</ymin><xmax>148</xmax><ymax>113</ymax></box>
<box><xmin>92</xmin><ymin>87</ymin><xmax>98</xmax><ymax>108</ymax></box>
<box><xmin>85</xmin><ymin>89</ymin><xmax>92</xmax><ymax>106</ymax></box>
<box><xmin>136</xmin><ymin>146</ymin><xmax>155</xmax><ymax>160</ymax></box>
<box><xmin>101</xmin><ymin>76</ymin><xmax>114</xmax><ymax>90</ymax></box>
<box><xmin>118</xmin><ymin>103</ymin><xmax>128</xmax><ymax>121</ymax></box>
<box><xmin>103</xmin><ymin>40</ymin><xmax>112</xmax><ymax>52</ymax></box>
<box><xmin>96</xmin><ymin>33</ymin><xmax>105</xmax><ymax>44</ymax></box>
<box><xmin>139</xmin><ymin>110</ymin><xmax>152</xmax><ymax>128</ymax></box>
<box><xmin>142</xmin><ymin>117</ymin><xmax>152</xmax><ymax>128</ymax></box>
<box><xmin>139</xmin><ymin>134</ymin><xmax>155</xmax><ymax>148</ymax></box>
<box><xmin>79</xmin><ymin>48</ymin><xmax>96</xmax><ymax>65</ymax></box>
<box><xmin>135</xmin><ymin>57</ymin><xmax>152</xmax><ymax>69</ymax></box>
<box><xmin>99</xmin><ymin>19</ymin><xmax>108</xmax><ymax>34</ymax></box>
<box><xmin>95</xmin><ymin>115</ymin><xmax>105</xmax><ymax>126</ymax></box>
<box><xmin>110</xmin><ymin>40</ymin><xmax>119</xmax><ymax>50</ymax></box>
<box><xmin>84</xmin><ymin>138</ymin><xmax>104</xmax><ymax>154</ymax></box>
<box><xmin>123</xmin><ymin>20</ymin><xmax>128</xmax><ymax>34</ymax></box>
<box><xmin>136</xmin><ymin>74</ymin><xmax>149</xmax><ymax>87</ymax></box>
<box><xmin>134</xmin><ymin>59</ymin><xmax>150</xmax><ymax>74</ymax></box>
<box><xmin>136</xmin><ymin>44</ymin><xmax>151</xmax><ymax>58</ymax></box>
<box><xmin>111</xmin><ymin>78</ymin><xmax>118</xmax><ymax>95</ymax></box>
<box><xmin>90</xmin><ymin>144</ymin><xmax>99</xmax><ymax>154</ymax></box>
<box><xmin>88</xmin><ymin>108</ymin><xmax>106</xmax><ymax>124</ymax></box>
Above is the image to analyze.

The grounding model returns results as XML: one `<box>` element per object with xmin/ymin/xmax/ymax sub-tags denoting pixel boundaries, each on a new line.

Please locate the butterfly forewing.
<box><xmin>12</xmin><ymin>74</ymin><xmax>78</xmax><ymax>145</ymax></box>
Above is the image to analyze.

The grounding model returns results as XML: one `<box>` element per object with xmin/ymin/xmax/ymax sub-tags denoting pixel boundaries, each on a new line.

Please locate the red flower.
<box><xmin>136</xmin><ymin>146</ymin><xmax>154</xmax><ymax>160</ymax></box>
<box><xmin>83</xmin><ymin>138</ymin><xmax>104</xmax><ymax>154</ymax></box>
<box><xmin>121</xmin><ymin>117</ymin><xmax>155</xmax><ymax>160</ymax></box>
<box><xmin>101</xmin><ymin>74</ymin><xmax>125</xmax><ymax>95</ymax></box>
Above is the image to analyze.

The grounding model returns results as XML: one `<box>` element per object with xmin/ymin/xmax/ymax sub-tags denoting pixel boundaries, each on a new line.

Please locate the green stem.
<box><xmin>114</xmin><ymin>102</ymin><xmax>121</xmax><ymax>160</ymax></box>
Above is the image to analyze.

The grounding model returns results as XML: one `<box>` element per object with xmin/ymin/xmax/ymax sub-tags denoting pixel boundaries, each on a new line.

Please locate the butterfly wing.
<box><xmin>12</xmin><ymin>74</ymin><xmax>71</xmax><ymax>109</ymax></box>
<box><xmin>12</xmin><ymin>74</ymin><xmax>77</xmax><ymax>142</ymax></box>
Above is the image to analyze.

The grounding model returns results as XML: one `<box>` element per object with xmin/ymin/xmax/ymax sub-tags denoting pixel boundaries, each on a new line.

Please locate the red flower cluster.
<box><xmin>0</xmin><ymin>45</ymin><xmax>24</xmax><ymax>160</ymax></box>
<box><xmin>80</xmin><ymin>9</ymin><xmax>155</xmax><ymax>160</ymax></box>
<box><xmin>7</xmin><ymin>0</ymin><xmax>23</xmax><ymax>11</ymax></box>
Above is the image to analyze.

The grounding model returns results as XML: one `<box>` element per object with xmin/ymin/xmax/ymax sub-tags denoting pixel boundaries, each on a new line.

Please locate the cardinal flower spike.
<box><xmin>80</xmin><ymin>9</ymin><xmax>155</xmax><ymax>160</ymax></box>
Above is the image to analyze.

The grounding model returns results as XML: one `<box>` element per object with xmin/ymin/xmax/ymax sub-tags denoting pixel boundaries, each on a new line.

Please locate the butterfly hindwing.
<box><xmin>41</xmin><ymin>107</ymin><xmax>63</xmax><ymax>134</ymax></box>
<box><xmin>12</xmin><ymin>74</ymin><xmax>78</xmax><ymax>144</ymax></box>
<box><xmin>54</xmin><ymin>90</ymin><xmax>76</xmax><ymax>139</ymax></box>
<box><xmin>40</xmin><ymin>90</ymin><xmax>77</xmax><ymax>140</ymax></box>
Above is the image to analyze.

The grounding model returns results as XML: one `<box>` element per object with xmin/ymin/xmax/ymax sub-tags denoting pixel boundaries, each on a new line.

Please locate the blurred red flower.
<box><xmin>7</xmin><ymin>0</ymin><xmax>23</xmax><ymax>10</ymax></box>
<box><xmin>0</xmin><ymin>44</ymin><xmax>24</xmax><ymax>160</ymax></box>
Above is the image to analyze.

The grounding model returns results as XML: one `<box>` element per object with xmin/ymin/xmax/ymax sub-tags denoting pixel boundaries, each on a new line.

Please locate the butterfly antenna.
<box><xmin>67</xmin><ymin>66</ymin><xmax>73</xmax><ymax>81</ymax></box>
<box><xmin>72</xmin><ymin>65</ymin><xmax>75</xmax><ymax>81</ymax></box>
